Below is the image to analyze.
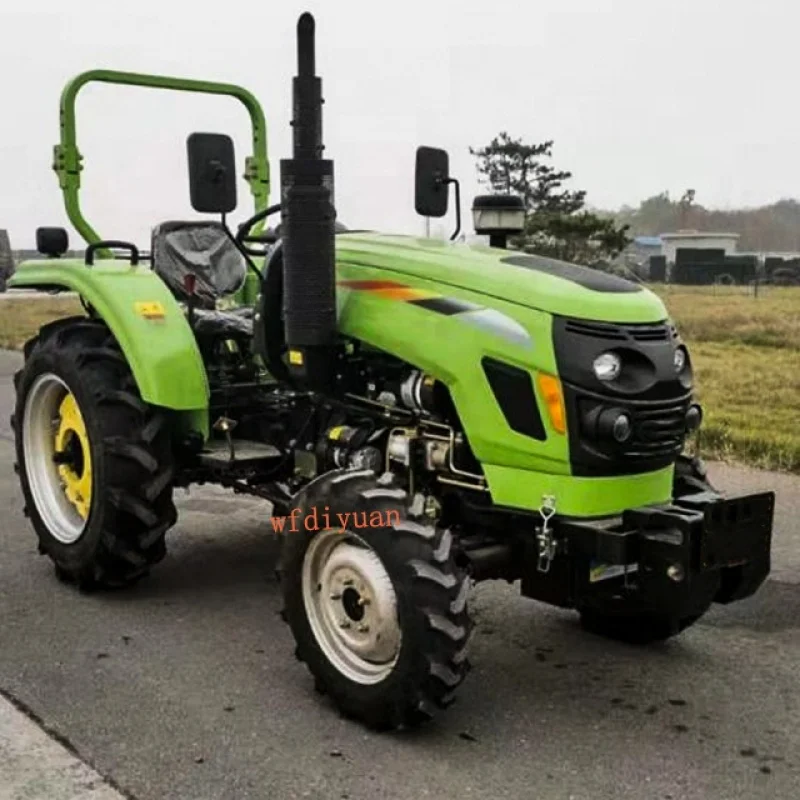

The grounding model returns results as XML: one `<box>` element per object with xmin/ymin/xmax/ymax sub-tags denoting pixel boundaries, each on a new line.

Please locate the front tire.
<box><xmin>281</xmin><ymin>469</ymin><xmax>472</xmax><ymax>731</ymax></box>
<box><xmin>13</xmin><ymin>317</ymin><xmax>177</xmax><ymax>590</ymax></box>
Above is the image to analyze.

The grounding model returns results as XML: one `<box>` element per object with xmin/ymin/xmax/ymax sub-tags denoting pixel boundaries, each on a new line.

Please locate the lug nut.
<box><xmin>357</xmin><ymin>624</ymin><xmax>369</xmax><ymax>633</ymax></box>
<box><xmin>339</xmin><ymin>620</ymin><xmax>351</xmax><ymax>629</ymax></box>
<box><xmin>329</xmin><ymin>592</ymin><xmax>342</xmax><ymax>601</ymax></box>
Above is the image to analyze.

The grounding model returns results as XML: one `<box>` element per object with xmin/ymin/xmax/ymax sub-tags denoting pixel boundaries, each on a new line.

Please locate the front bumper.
<box><xmin>555</xmin><ymin>489</ymin><xmax>774</xmax><ymax>615</ymax></box>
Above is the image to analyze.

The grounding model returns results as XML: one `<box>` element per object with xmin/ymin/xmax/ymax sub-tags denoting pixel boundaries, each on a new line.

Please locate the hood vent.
<box><xmin>564</xmin><ymin>319</ymin><xmax>673</xmax><ymax>343</ymax></box>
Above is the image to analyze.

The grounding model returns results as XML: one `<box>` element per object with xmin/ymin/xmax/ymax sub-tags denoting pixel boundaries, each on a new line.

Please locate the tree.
<box><xmin>609</xmin><ymin>194</ymin><xmax>800</xmax><ymax>252</ymax></box>
<box><xmin>469</xmin><ymin>132</ymin><xmax>630</xmax><ymax>264</ymax></box>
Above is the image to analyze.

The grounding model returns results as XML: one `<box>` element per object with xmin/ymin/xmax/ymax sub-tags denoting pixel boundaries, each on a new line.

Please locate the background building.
<box><xmin>659</xmin><ymin>231</ymin><xmax>739</xmax><ymax>264</ymax></box>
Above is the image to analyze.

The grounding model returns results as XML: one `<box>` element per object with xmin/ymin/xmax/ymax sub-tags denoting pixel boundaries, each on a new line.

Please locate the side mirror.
<box><xmin>187</xmin><ymin>132</ymin><xmax>238</xmax><ymax>213</ymax></box>
<box><xmin>415</xmin><ymin>146</ymin><xmax>450</xmax><ymax>218</ymax></box>
<box><xmin>36</xmin><ymin>227</ymin><xmax>69</xmax><ymax>258</ymax></box>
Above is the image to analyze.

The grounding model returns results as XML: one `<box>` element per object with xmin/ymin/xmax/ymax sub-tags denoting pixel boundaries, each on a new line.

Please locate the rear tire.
<box><xmin>13</xmin><ymin>317</ymin><xmax>177</xmax><ymax>590</ymax></box>
<box><xmin>281</xmin><ymin>469</ymin><xmax>472</xmax><ymax>731</ymax></box>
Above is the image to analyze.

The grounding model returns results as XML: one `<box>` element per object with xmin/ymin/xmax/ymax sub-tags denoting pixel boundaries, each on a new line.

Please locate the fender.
<box><xmin>9</xmin><ymin>259</ymin><xmax>209</xmax><ymax>420</ymax></box>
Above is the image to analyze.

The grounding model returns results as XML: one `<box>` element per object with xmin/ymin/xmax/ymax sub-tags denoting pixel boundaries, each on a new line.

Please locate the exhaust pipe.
<box><xmin>280</xmin><ymin>12</ymin><xmax>337</xmax><ymax>391</ymax></box>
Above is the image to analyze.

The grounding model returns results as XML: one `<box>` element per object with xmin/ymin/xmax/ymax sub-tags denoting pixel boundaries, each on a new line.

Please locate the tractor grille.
<box><xmin>568</xmin><ymin>388</ymin><xmax>692</xmax><ymax>476</ymax></box>
<box><xmin>564</xmin><ymin>319</ymin><xmax>676</xmax><ymax>343</ymax></box>
<box><xmin>553</xmin><ymin>314</ymin><xmax>692</xmax><ymax>476</ymax></box>
<box><xmin>624</xmin><ymin>398</ymin><xmax>690</xmax><ymax>459</ymax></box>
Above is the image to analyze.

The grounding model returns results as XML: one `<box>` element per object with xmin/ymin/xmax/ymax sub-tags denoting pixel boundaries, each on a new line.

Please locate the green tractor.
<box><xmin>9</xmin><ymin>13</ymin><xmax>774</xmax><ymax>731</ymax></box>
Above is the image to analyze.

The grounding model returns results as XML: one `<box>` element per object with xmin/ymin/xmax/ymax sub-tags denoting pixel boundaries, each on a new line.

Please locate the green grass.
<box><xmin>655</xmin><ymin>285</ymin><xmax>800</xmax><ymax>473</ymax></box>
<box><xmin>655</xmin><ymin>283</ymin><xmax>800</xmax><ymax>349</ymax></box>
<box><xmin>0</xmin><ymin>296</ymin><xmax>84</xmax><ymax>350</ymax></box>
<box><xmin>688</xmin><ymin>342</ymin><xmax>800</xmax><ymax>472</ymax></box>
<box><xmin>1</xmin><ymin>285</ymin><xmax>798</xmax><ymax>473</ymax></box>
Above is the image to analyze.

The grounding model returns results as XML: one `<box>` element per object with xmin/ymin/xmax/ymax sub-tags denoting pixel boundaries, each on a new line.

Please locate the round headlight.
<box><xmin>593</xmin><ymin>352</ymin><xmax>621</xmax><ymax>382</ymax></box>
<box><xmin>593</xmin><ymin>407</ymin><xmax>633</xmax><ymax>444</ymax></box>
<box><xmin>674</xmin><ymin>347</ymin><xmax>686</xmax><ymax>373</ymax></box>
<box><xmin>612</xmin><ymin>413</ymin><xmax>632</xmax><ymax>443</ymax></box>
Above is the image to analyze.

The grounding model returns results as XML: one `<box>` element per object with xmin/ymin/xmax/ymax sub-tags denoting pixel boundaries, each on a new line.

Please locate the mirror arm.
<box><xmin>446</xmin><ymin>177</ymin><xmax>461</xmax><ymax>241</ymax></box>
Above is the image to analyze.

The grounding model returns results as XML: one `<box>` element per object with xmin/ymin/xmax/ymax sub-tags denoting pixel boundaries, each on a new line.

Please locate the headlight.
<box><xmin>612</xmin><ymin>413</ymin><xmax>632</xmax><ymax>443</ymax></box>
<box><xmin>591</xmin><ymin>407</ymin><xmax>633</xmax><ymax>443</ymax></box>
<box><xmin>593</xmin><ymin>352</ymin><xmax>621</xmax><ymax>382</ymax></box>
<box><xmin>674</xmin><ymin>347</ymin><xmax>686</xmax><ymax>372</ymax></box>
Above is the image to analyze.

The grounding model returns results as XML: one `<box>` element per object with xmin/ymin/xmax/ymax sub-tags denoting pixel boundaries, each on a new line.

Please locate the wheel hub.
<box><xmin>341</xmin><ymin>586</ymin><xmax>365</xmax><ymax>622</ymax></box>
<box><xmin>22</xmin><ymin>374</ymin><xmax>91</xmax><ymax>544</ymax></box>
<box><xmin>302</xmin><ymin>530</ymin><xmax>402</xmax><ymax>685</ymax></box>
<box><xmin>53</xmin><ymin>393</ymin><xmax>92</xmax><ymax>520</ymax></box>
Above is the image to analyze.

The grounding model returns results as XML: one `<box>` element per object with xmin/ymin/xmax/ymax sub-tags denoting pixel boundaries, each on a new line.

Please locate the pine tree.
<box><xmin>469</xmin><ymin>132</ymin><xmax>630</xmax><ymax>264</ymax></box>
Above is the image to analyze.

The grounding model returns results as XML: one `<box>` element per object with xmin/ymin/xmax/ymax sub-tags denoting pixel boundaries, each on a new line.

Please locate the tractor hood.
<box><xmin>335</xmin><ymin>233</ymin><xmax>667</xmax><ymax>324</ymax></box>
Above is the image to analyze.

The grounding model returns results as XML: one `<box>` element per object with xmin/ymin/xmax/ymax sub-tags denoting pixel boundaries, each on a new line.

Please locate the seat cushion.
<box><xmin>152</xmin><ymin>221</ymin><xmax>247</xmax><ymax>309</ymax></box>
<box><xmin>191</xmin><ymin>307</ymin><xmax>254</xmax><ymax>338</ymax></box>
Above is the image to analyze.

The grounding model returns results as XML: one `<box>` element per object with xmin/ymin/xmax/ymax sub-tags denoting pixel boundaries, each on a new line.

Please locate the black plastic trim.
<box><xmin>408</xmin><ymin>296</ymin><xmax>482</xmax><ymax>315</ymax></box>
<box><xmin>502</xmin><ymin>255</ymin><xmax>642</xmax><ymax>293</ymax></box>
<box><xmin>552</xmin><ymin>314</ymin><xmax>694</xmax><ymax>476</ymax></box>
<box><xmin>481</xmin><ymin>357</ymin><xmax>546</xmax><ymax>441</ymax></box>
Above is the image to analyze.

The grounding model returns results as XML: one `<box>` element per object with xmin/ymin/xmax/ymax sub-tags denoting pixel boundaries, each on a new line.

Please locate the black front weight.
<box><xmin>561</xmin><ymin>490</ymin><xmax>775</xmax><ymax>615</ymax></box>
<box><xmin>674</xmin><ymin>490</ymin><xmax>775</xmax><ymax>603</ymax></box>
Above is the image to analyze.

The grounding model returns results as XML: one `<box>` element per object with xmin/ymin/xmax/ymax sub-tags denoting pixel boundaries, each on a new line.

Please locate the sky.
<box><xmin>1</xmin><ymin>0</ymin><xmax>798</xmax><ymax>249</ymax></box>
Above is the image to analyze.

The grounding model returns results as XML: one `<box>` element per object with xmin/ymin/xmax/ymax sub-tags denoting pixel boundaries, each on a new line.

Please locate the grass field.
<box><xmin>654</xmin><ymin>284</ymin><xmax>800</xmax><ymax>473</ymax></box>
<box><xmin>1</xmin><ymin>285</ymin><xmax>798</xmax><ymax>473</ymax></box>
<box><xmin>0</xmin><ymin>296</ymin><xmax>84</xmax><ymax>350</ymax></box>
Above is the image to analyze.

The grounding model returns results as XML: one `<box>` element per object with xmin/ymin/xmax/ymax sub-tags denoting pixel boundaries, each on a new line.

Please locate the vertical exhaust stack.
<box><xmin>280</xmin><ymin>11</ymin><xmax>337</xmax><ymax>391</ymax></box>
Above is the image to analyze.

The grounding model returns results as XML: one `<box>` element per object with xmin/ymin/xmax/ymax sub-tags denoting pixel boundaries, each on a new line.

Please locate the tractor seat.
<box><xmin>151</xmin><ymin>221</ymin><xmax>252</xmax><ymax>336</ymax></box>
<box><xmin>192</xmin><ymin>305</ymin><xmax>254</xmax><ymax>337</ymax></box>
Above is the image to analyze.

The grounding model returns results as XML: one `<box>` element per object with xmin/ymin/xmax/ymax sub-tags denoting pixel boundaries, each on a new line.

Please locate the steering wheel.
<box><xmin>235</xmin><ymin>203</ymin><xmax>282</xmax><ymax>257</ymax></box>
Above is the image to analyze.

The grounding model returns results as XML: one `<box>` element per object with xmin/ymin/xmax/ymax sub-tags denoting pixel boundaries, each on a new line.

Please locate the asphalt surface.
<box><xmin>0</xmin><ymin>348</ymin><xmax>798</xmax><ymax>800</ymax></box>
<box><xmin>0</xmin><ymin>694</ymin><xmax>126</xmax><ymax>800</ymax></box>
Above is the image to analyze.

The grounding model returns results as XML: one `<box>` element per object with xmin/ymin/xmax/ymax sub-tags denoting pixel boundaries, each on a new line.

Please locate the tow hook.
<box><xmin>537</xmin><ymin>495</ymin><xmax>558</xmax><ymax>573</ymax></box>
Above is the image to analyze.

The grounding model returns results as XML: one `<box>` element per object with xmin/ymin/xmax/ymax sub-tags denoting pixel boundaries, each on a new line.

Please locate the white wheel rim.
<box><xmin>22</xmin><ymin>373</ymin><xmax>89</xmax><ymax>544</ymax></box>
<box><xmin>302</xmin><ymin>529</ymin><xmax>402</xmax><ymax>685</ymax></box>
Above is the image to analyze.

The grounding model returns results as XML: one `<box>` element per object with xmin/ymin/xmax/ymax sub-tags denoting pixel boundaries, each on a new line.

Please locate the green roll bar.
<box><xmin>54</xmin><ymin>69</ymin><xmax>270</xmax><ymax>259</ymax></box>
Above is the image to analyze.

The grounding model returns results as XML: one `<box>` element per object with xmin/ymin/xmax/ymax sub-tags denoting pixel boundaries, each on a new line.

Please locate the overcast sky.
<box><xmin>1</xmin><ymin>0</ymin><xmax>797</xmax><ymax>248</ymax></box>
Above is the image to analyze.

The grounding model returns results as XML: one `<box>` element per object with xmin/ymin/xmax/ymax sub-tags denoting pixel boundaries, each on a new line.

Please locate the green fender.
<box><xmin>9</xmin><ymin>259</ymin><xmax>209</xmax><ymax>428</ymax></box>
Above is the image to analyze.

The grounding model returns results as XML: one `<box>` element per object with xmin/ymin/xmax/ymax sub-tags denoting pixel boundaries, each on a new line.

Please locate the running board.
<box><xmin>199</xmin><ymin>439</ymin><xmax>282</xmax><ymax>466</ymax></box>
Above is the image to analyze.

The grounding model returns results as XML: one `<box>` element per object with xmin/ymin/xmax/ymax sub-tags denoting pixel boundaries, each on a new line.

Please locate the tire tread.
<box><xmin>12</xmin><ymin>318</ymin><xmax>176</xmax><ymax>590</ymax></box>
<box><xmin>281</xmin><ymin>469</ymin><xmax>472</xmax><ymax>731</ymax></box>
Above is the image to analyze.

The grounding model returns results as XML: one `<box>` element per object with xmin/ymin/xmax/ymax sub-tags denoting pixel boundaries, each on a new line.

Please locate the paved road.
<box><xmin>0</xmin><ymin>694</ymin><xmax>126</xmax><ymax>800</ymax></box>
<box><xmin>1</xmin><ymin>349</ymin><xmax>798</xmax><ymax>800</ymax></box>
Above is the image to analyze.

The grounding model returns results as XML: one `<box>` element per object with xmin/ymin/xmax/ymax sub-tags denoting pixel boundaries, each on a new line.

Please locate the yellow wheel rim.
<box><xmin>54</xmin><ymin>392</ymin><xmax>93</xmax><ymax>520</ymax></box>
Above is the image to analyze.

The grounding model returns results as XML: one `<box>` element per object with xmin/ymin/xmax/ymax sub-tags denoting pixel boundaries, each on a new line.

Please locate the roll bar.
<box><xmin>54</xmin><ymin>69</ymin><xmax>270</xmax><ymax>257</ymax></box>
